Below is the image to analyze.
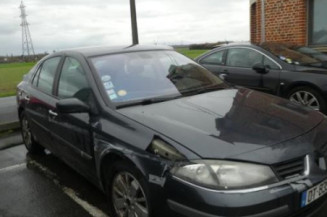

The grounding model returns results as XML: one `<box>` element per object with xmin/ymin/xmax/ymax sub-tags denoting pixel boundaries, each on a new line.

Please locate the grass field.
<box><xmin>175</xmin><ymin>48</ymin><xmax>209</xmax><ymax>59</ymax></box>
<box><xmin>0</xmin><ymin>62</ymin><xmax>35</xmax><ymax>97</ymax></box>
<box><xmin>0</xmin><ymin>49</ymin><xmax>208</xmax><ymax>98</ymax></box>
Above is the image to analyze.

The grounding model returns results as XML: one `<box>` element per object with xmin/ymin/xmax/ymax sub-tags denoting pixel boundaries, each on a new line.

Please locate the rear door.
<box><xmin>198</xmin><ymin>49</ymin><xmax>227</xmax><ymax>80</ymax></box>
<box><xmin>50</xmin><ymin>55</ymin><xmax>97</xmax><ymax>180</ymax></box>
<box><xmin>25</xmin><ymin>56</ymin><xmax>62</xmax><ymax>149</ymax></box>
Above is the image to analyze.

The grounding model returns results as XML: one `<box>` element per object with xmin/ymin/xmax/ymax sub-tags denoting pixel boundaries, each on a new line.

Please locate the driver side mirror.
<box><xmin>56</xmin><ymin>98</ymin><xmax>90</xmax><ymax>114</ymax></box>
<box><xmin>253</xmin><ymin>63</ymin><xmax>269</xmax><ymax>74</ymax></box>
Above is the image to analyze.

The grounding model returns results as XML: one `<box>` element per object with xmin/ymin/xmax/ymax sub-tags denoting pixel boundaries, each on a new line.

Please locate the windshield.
<box><xmin>90</xmin><ymin>50</ymin><xmax>225</xmax><ymax>105</ymax></box>
<box><xmin>296</xmin><ymin>47</ymin><xmax>327</xmax><ymax>62</ymax></box>
<box><xmin>259</xmin><ymin>42</ymin><xmax>327</xmax><ymax>67</ymax></box>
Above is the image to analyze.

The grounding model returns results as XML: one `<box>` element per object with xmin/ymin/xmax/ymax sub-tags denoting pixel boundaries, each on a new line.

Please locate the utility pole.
<box><xmin>130</xmin><ymin>0</ymin><xmax>139</xmax><ymax>45</ymax></box>
<box><xmin>20</xmin><ymin>1</ymin><xmax>35</xmax><ymax>60</ymax></box>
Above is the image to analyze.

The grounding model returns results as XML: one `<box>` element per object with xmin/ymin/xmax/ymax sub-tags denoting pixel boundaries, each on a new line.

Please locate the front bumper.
<box><xmin>168</xmin><ymin>197</ymin><xmax>327</xmax><ymax>217</ymax></box>
<box><xmin>164</xmin><ymin>175</ymin><xmax>327</xmax><ymax>217</ymax></box>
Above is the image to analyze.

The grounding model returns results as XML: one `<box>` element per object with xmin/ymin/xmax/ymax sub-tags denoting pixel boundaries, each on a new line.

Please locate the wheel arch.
<box><xmin>18</xmin><ymin>106</ymin><xmax>24</xmax><ymax>119</ymax></box>
<box><xmin>282</xmin><ymin>81</ymin><xmax>324</xmax><ymax>98</ymax></box>
<box><xmin>99</xmin><ymin>150</ymin><xmax>146</xmax><ymax>192</ymax></box>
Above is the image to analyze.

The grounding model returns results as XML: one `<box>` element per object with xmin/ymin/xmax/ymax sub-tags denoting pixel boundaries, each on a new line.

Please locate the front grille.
<box><xmin>273</xmin><ymin>157</ymin><xmax>305</xmax><ymax>180</ymax></box>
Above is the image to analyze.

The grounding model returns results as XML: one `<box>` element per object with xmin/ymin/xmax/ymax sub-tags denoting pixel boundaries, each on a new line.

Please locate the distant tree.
<box><xmin>189</xmin><ymin>41</ymin><xmax>232</xmax><ymax>50</ymax></box>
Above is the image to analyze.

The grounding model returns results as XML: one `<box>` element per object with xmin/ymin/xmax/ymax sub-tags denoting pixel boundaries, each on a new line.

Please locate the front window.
<box><xmin>226</xmin><ymin>48</ymin><xmax>263</xmax><ymax>68</ymax></box>
<box><xmin>57</xmin><ymin>57</ymin><xmax>90</xmax><ymax>103</ymax></box>
<box><xmin>309</xmin><ymin>0</ymin><xmax>327</xmax><ymax>46</ymax></box>
<box><xmin>90</xmin><ymin>51</ymin><xmax>225</xmax><ymax>105</ymax></box>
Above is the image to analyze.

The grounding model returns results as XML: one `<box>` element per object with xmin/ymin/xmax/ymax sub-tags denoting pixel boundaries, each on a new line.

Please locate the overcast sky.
<box><xmin>0</xmin><ymin>0</ymin><xmax>250</xmax><ymax>55</ymax></box>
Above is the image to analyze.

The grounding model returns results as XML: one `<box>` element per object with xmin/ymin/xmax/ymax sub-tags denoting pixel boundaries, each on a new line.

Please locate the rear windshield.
<box><xmin>90</xmin><ymin>50</ymin><xmax>224</xmax><ymax>104</ymax></box>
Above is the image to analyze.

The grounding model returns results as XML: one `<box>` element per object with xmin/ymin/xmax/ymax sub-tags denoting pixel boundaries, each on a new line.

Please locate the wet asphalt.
<box><xmin>1</xmin><ymin>144</ymin><xmax>327</xmax><ymax>217</ymax></box>
<box><xmin>0</xmin><ymin>145</ymin><xmax>109</xmax><ymax>217</ymax></box>
<box><xmin>0</xmin><ymin>97</ymin><xmax>18</xmax><ymax>125</ymax></box>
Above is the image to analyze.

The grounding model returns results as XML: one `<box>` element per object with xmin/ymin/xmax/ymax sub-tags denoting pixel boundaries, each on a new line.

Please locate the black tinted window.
<box><xmin>58</xmin><ymin>57</ymin><xmax>89</xmax><ymax>102</ymax></box>
<box><xmin>201</xmin><ymin>50</ymin><xmax>225</xmax><ymax>65</ymax></box>
<box><xmin>37</xmin><ymin>57</ymin><xmax>61</xmax><ymax>95</ymax></box>
<box><xmin>226</xmin><ymin>48</ymin><xmax>263</xmax><ymax>68</ymax></box>
<box><xmin>309</xmin><ymin>0</ymin><xmax>327</xmax><ymax>45</ymax></box>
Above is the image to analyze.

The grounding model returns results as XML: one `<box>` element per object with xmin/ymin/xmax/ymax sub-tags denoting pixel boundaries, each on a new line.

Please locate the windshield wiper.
<box><xmin>299</xmin><ymin>62</ymin><xmax>323</xmax><ymax>67</ymax></box>
<box><xmin>181</xmin><ymin>84</ymin><xmax>227</xmax><ymax>95</ymax></box>
<box><xmin>116</xmin><ymin>95</ymin><xmax>182</xmax><ymax>109</ymax></box>
<box><xmin>309</xmin><ymin>62</ymin><xmax>323</xmax><ymax>67</ymax></box>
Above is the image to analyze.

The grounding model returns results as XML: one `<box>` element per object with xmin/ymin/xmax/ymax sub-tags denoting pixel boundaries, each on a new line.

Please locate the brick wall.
<box><xmin>251</xmin><ymin>0</ymin><xmax>307</xmax><ymax>45</ymax></box>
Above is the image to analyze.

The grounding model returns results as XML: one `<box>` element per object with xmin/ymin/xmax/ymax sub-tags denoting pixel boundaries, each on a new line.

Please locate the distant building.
<box><xmin>250</xmin><ymin>0</ymin><xmax>327</xmax><ymax>52</ymax></box>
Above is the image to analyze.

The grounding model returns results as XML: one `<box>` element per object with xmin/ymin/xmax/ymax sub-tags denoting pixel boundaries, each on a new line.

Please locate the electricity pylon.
<box><xmin>20</xmin><ymin>1</ymin><xmax>35</xmax><ymax>60</ymax></box>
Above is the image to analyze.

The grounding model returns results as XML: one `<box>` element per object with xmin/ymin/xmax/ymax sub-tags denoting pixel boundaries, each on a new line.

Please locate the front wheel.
<box><xmin>287</xmin><ymin>87</ymin><xmax>327</xmax><ymax>114</ymax></box>
<box><xmin>20</xmin><ymin>112</ymin><xmax>44</xmax><ymax>154</ymax></box>
<box><xmin>106</xmin><ymin>161</ymin><xmax>151</xmax><ymax>217</ymax></box>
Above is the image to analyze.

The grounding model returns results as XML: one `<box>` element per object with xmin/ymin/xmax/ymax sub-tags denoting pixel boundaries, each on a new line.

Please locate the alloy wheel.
<box><xmin>112</xmin><ymin>172</ymin><xmax>149</xmax><ymax>217</ymax></box>
<box><xmin>289</xmin><ymin>91</ymin><xmax>320</xmax><ymax>111</ymax></box>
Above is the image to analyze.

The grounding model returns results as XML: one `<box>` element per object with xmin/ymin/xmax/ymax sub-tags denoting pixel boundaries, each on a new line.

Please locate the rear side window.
<box><xmin>58</xmin><ymin>57</ymin><xmax>90</xmax><ymax>102</ymax></box>
<box><xmin>200</xmin><ymin>50</ymin><xmax>225</xmax><ymax>65</ymax></box>
<box><xmin>32</xmin><ymin>67</ymin><xmax>41</xmax><ymax>86</ymax></box>
<box><xmin>36</xmin><ymin>57</ymin><xmax>61</xmax><ymax>95</ymax></box>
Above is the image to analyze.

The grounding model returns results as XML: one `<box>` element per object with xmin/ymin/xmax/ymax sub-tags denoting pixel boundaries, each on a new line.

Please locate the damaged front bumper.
<box><xmin>163</xmin><ymin>172</ymin><xmax>327</xmax><ymax>217</ymax></box>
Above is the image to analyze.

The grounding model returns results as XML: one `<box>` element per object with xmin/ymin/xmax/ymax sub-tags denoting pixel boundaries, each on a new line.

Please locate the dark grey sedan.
<box><xmin>17</xmin><ymin>45</ymin><xmax>327</xmax><ymax>217</ymax></box>
<box><xmin>195</xmin><ymin>42</ymin><xmax>327</xmax><ymax>114</ymax></box>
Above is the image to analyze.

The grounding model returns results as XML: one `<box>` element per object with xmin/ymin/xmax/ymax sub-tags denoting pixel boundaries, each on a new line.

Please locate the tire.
<box><xmin>20</xmin><ymin>112</ymin><xmax>44</xmax><ymax>154</ymax></box>
<box><xmin>287</xmin><ymin>86</ymin><xmax>327</xmax><ymax>114</ymax></box>
<box><xmin>105</xmin><ymin>160</ymin><xmax>152</xmax><ymax>217</ymax></box>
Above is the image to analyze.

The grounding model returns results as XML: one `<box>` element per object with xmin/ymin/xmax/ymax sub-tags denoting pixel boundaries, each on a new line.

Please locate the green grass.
<box><xmin>175</xmin><ymin>48</ymin><xmax>209</xmax><ymax>59</ymax></box>
<box><xmin>0</xmin><ymin>129</ymin><xmax>15</xmax><ymax>138</ymax></box>
<box><xmin>0</xmin><ymin>62</ymin><xmax>35</xmax><ymax>97</ymax></box>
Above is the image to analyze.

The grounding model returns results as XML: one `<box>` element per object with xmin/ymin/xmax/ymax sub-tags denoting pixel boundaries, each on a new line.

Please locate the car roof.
<box><xmin>57</xmin><ymin>44</ymin><xmax>174</xmax><ymax>57</ymax></box>
<box><xmin>216</xmin><ymin>42</ymin><xmax>255</xmax><ymax>48</ymax></box>
<box><xmin>193</xmin><ymin>42</ymin><xmax>255</xmax><ymax>61</ymax></box>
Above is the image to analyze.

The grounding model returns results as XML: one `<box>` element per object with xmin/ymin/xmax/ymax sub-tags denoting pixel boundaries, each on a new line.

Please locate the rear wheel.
<box><xmin>106</xmin><ymin>161</ymin><xmax>151</xmax><ymax>217</ymax></box>
<box><xmin>20</xmin><ymin>112</ymin><xmax>44</xmax><ymax>154</ymax></box>
<box><xmin>287</xmin><ymin>87</ymin><xmax>327</xmax><ymax>114</ymax></box>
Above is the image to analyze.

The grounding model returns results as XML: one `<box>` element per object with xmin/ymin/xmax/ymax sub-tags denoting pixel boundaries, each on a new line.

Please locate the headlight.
<box><xmin>171</xmin><ymin>160</ymin><xmax>278</xmax><ymax>190</ymax></box>
<box><xmin>147</xmin><ymin>138</ymin><xmax>185</xmax><ymax>161</ymax></box>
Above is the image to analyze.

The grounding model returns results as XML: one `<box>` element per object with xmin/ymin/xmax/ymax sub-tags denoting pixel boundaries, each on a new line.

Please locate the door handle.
<box><xmin>219</xmin><ymin>73</ymin><xmax>227</xmax><ymax>80</ymax></box>
<box><xmin>49</xmin><ymin>110</ymin><xmax>58</xmax><ymax>117</ymax></box>
<box><xmin>24</xmin><ymin>95</ymin><xmax>30</xmax><ymax>101</ymax></box>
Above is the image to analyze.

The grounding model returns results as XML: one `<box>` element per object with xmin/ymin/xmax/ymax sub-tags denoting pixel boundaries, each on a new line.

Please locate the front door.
<box><xmin>224</xmin><ymin>48</ymin><xmax>281</xmax><ymax>94</ymax></box>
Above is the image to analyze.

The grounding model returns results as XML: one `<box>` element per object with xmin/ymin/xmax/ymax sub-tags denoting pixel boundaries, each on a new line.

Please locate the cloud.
<box><xmin>0</xmin><ymin>0</ymin><xmax>249</xmax><ymax>55</ymax></box>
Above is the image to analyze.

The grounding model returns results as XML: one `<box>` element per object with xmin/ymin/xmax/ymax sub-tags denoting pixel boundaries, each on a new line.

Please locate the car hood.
<box><xmin>295</xmin><ymin>65</ymin><xmax>327</xmax><ymax>73</ymax></box>
<box><xmin>118</xmin><ymin>88</ymin><xmax>325</xmax><ymax>164</ymax></box>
